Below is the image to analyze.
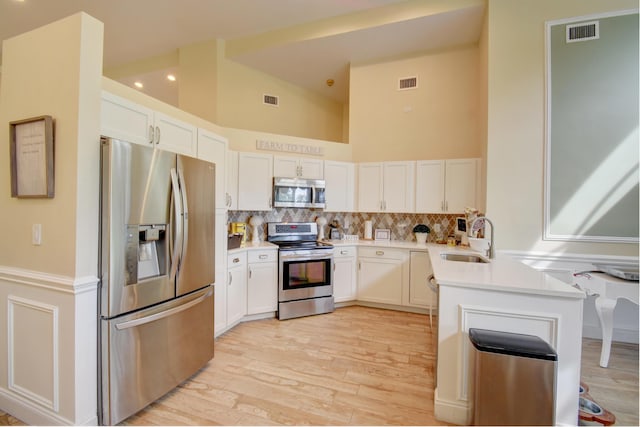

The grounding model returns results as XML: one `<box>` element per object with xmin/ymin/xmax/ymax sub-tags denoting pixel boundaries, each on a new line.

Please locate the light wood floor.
<box><xmin>0</xmin><ymin>306</ymin><xmax>637</xmax><ymax>425</ymax></box>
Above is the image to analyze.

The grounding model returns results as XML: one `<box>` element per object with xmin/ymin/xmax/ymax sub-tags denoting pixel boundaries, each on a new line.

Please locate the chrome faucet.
<box><xmin>470</xmin><ymin>216</ymin><xmax>495</xmax><ymax>259</ymax></box>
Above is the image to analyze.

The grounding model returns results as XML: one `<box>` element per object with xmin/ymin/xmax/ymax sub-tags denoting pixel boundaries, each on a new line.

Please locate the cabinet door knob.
<box><xmin>259</xmin><ymin>254</ymin><xmax>268</xmax><ymax>260</ymax></box>
<box><xmin>376</xmin><ymin>250</ymin><xmax>384</xmax><ymax>256</ymax></box>
<box><xmin>148</xmin><ymin>125</ymin><xmax>154</xmax><ymax>144</ymax></box>
<box><xmin>340</xmin><ymin>250</ymin><xmax>348</xmax><ymax>255</ymax></box>
<box><xmin>233</xmin><ymin>257</ymin><xmax>240</xmax><ymax>263</ymax></box>
<box><xmin>155</xmin><ymin>126</ymin><xmax>161</xmax><ymax>144</ymax></box>
<box><xmin>228</xmin><ymin>271</ymin><xmax>232</xmax><ymax>285</ymax></box>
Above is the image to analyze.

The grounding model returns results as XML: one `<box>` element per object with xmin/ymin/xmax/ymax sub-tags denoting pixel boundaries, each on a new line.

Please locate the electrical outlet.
<box><xmin>32</xmin><ymin>224</ymin><xmax>42</xmax><ymax>245</ymax></box>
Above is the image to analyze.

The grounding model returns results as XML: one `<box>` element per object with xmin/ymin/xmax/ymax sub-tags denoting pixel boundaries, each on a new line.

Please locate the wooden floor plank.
<box><xmin>0</xmin><ymin>305</ymin><xmax>636</xmax><ymax>426</ymax></box>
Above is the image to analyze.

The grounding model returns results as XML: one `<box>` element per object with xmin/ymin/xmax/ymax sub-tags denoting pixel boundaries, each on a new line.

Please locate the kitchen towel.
<box><xmin>364</xmin><ymin>220</ymin><xmax>373</xmax><ymax>239</ymax></box>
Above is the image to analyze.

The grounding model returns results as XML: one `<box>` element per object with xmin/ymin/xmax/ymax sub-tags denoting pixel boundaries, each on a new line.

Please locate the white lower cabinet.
<box><xmin>357</xmin><ymin>247</ymin><xmax>408</xmax><ymax>305</ymax></box>
<box><xmin>333</xmin><ymin>246</ymin><xmax>357</xmax><ymax>302</ymax></box>
<box><xmin>247</xmin><ymin>249</ymin><xmax>278</xmax><ymax>315</ymax></box>
<box><xmin>408</xmin><ymin>251</ymin><xmax>435</xmax><ymax>308</ymax></box>
<box><xmin>226</xmin><ymin>252</ymin><xmax>247</xmax><ymax>328</ymax></box>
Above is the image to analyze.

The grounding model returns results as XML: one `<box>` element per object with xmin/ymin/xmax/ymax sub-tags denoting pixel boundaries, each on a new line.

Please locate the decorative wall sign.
<box><xmin>10</xmin><ymin>115</ymin><xmax>54</xmax><ymax>198</ymax></box>
<box><xmin>256</xmin><ymin>139</ymin><xmax>324</xmax><ymax>156</ymax></box>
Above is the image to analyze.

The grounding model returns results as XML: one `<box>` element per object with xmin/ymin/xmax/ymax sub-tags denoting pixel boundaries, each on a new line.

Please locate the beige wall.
<box><xmin>0</xmin><ymin>13</ymin><xmax>103</xmax><ymax>277</ymax></box>
<box><xmin>178</xmin><ymin>39</ymin><xmax>219</xmax><ymax>123</ymax></box>
<box><xmin>349</xmin><ymin>46</ymin><xmax>481</xmax><ymax>162</ymax></box>
<box><xmin>217</xmin><ymin>42</ymin><xmax>345</xmax><ymax>143</ymax></box>
<box><xmin>0</xmin><ymin>12</ymin><xmax>103</xmax><ymax>424</ymax></box>
<box><xmin>486</xmin><ymin>0</ymin><xmax>638</xmax><ymax>255</ymax></box>
<box><xmin>105</xmin><ymin>39</ymin><xmax>347</xmax><ymax>143</ymax></box>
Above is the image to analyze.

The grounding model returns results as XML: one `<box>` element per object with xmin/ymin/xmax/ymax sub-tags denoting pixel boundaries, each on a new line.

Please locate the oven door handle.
<box><xmin>280</xmin><ymin>252</ymin><xmax>333</xmax><ymax>262</ymax></box>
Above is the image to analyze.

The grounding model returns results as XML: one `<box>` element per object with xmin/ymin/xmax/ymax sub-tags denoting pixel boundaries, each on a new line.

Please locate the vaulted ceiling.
<box><xmin>0</xmin><ymin>0</ymin><xmax>485</xmax><ymax>104</ymax></box>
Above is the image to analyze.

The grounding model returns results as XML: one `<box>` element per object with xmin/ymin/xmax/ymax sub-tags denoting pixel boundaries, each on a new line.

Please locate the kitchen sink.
<box><xmin>440</xmin><ymin>252</ymin><xmax>490</xmax><ymax>263</ymax></box>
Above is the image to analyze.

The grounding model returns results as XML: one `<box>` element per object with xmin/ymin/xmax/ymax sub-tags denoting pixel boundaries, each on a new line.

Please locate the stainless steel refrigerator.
<box><xmin>98</xmin><ymin>136</ymin><xmax>215</xmax><ymax>425</ymax></box>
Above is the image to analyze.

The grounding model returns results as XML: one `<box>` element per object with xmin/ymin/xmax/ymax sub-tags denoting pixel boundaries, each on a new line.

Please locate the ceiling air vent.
<box><xmin>566</xmin><ymin>21</ymin><xmax>599</xmax><ymax>43</ymax></box>
<box><xmin>398</xmin><ymin>76</ymin><xmax>418</xmax><ymax>91</ymax></box>
<box><xmin>263</xmin><ymin>94</ymin><xmax>279</xmax><ymax>106</ymax></box>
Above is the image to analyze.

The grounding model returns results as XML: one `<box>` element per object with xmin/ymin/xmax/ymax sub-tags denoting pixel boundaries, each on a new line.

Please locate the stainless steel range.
<box><xmin>267</xmin><ymin>222</ymin><xmax>334</xmax><ymax>320</ymax></box>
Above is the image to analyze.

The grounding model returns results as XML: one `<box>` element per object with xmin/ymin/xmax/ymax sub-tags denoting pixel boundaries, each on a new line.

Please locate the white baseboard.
<box><xmin>0</xmin><ymin>387</ymin><xmax>76</xmax><ymax>426</ymax></box>
<box><xmin>583</xmin><ymin>324</ymin><xmax>639</xmax><ymax>344</ymax></box>
<box><xmin>433</xmin><ymin>387</ymin><xmax>470</xmax><ymax>425</ymax></box>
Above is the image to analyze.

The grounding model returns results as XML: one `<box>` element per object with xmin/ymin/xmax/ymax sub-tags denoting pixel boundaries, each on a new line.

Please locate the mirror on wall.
<box><xmin>544</xmin><ymin>11</ymin><xmax>639</xmax><ymax>243</ymax></box>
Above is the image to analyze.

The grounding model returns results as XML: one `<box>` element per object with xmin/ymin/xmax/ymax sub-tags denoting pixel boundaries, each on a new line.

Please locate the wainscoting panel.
<box><xmin>7</xmin><ymin>296</ymin><xmax>59</xmax><ymax>412</ymax></box>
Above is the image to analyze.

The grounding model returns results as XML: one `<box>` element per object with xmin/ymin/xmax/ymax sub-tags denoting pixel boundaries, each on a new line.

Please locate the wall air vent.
<box><xmin>398</xmin><ymin>76</ymin><xmax>418</xmax><ymax>91</ymax></box>
<box><xmin>566</xmin><ymin>21</ymin><xmax>599</xmax><ymax>43</ymax></box>
<box><xmin>263</xmin><ymin>94</ymin><xmax>279</xmax><ymax>106</ymax></box>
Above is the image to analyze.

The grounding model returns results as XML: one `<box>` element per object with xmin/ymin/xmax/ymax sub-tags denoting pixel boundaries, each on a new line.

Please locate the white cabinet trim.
<box><xmin>0</xmin><ymin>267</ymin><xmax>98</xmax><ymax>294</ymax></box>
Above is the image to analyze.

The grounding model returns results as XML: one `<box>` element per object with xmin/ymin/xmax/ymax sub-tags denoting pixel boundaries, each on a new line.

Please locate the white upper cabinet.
<box><xmin>273</xmin><ymin>155</ymin><xmax>323</xmax><ymax>179</ymax></box>
<box><xmin>415</xmin><ymin>158</ymin><xmax>479</xmax><ymax>213</ymax></box>
<box><xmin>101</xmin><ymin>91</ymin><xmax>154</xmax><ymax>146</ymax></box>
<box><xmin>153</xmin><ymin>111</ymin><xmax>197</xmax><ymax>157</ymax></box>
<box><xmin>237</xmin><ymin>152</ymin><xmax>273</xmax><ymax>211</ymax></box>
<box><xmin>226</xmin><ymin>150</ymin><xmax>239</xmax><ymax>210</ymax></box>
<box><xmin>100</xmin><ymin>91</ymin><xmax>197</xmax><ymax>157</ymax></box>
<box><xmin>415</xmin><ymin>160</ymin><xmax>445</xmax><ymax>213</ymax></box>
<box><xmin>358</xmin><ymin>163</ymin><xmax>384</xmax><ymax>212</ymax></box>
<box><xmin>358</xmin><ymin>161</ymin><xmax>415</xmax><ymax>213</ymax></box>
<box><xmin>383</xmin><ymin>161</ymin><xmax>415</xmax><ymax>213</ymax></box>
<box><xmin>196</xmin><ymin>128</ymin><xmax>228</xmax><ymax>210</ymax></box>
<box><xmin>324</xmin><ymin>160</ymin><xmax>356</xmax><ymax>212</ymax></box>
<box><xmin>445</xmin><ymin>158</ymin><xmax>479</xmax><ymax>213</ymax></box>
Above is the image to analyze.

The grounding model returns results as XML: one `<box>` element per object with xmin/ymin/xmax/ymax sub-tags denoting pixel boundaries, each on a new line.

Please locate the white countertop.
<box><xmin>428</xmin><ymin>244</ymin><xmax>585</xmax><ymax>299</ymax></box>
<box><xmin>325</xmin><ymin>239</ymin><xmax>429</xmax><ymax>250</ymax></box>
<box><xmin>227</xmin><ymin>238</ymin><xmax>584</xmax><ymax>299</ymax></box>
<box><xmin>228</xmin><ymin>241</ymin><xmax>278</xmax><ymax>254</ymax></box>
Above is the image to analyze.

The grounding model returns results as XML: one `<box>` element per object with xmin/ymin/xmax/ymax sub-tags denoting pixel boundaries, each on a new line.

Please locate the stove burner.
<box><xmin>275</xmin><ymin>241</ymin><xmax>333</xmax><ymax>250</ymax></box>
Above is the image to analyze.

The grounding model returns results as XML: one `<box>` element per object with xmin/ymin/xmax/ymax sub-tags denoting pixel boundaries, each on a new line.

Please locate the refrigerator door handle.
<box><xmin>114</xmin><ymin>287</ymin><xmax>213</xmax><ymax>330</ymax></box>
<box><xmin>169</xmin><ymin>168</ymin><xmax>184</xmax><ymax>282</ymax></box>
<box><xmin>177</xmin><ymin>167</ymin><xmax>189</xmax><ymax>265</ymax></box>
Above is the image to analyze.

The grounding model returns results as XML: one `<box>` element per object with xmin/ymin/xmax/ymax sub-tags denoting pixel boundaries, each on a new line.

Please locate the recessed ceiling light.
<box><xmin>167</xmin><ymin>74</ymin><xmax>176</xmax><ymax>82</ymax></box>
<box><xmin>134</xmin><ymin>81</ymin><xmax>143</xmax><ymax>89</ymax></box>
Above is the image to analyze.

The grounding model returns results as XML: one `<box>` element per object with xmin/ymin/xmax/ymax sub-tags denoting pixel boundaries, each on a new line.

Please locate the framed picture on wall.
<box><xmin>10</xmin><ymin>115</ymin><xmax>54</xmax><ymax>198</ymax></box>
<box><xmin>374</xmin><ymin>229</ymin><xmax>390</xmax><ymax>241</ymax></box>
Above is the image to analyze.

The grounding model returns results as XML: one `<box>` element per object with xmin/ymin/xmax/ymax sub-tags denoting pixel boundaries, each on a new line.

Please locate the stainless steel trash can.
<box><xmin>468</xmin><ymin>328</ymin><xmax>557</xmax><ymax>426</ymax></box>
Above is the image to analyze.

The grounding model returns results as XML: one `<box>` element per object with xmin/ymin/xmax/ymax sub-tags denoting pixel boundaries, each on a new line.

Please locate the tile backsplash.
<box><xmin>227</xmin><ymin>208</ymin><xmax>464</xmax><ymax>243</ymax></box>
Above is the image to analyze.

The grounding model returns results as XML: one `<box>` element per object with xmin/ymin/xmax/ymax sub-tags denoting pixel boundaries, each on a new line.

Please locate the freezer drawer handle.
<box><xmin>114</xmin><ymin>288</ymin><xmax>213</xmax><ymax>330</ymax></box>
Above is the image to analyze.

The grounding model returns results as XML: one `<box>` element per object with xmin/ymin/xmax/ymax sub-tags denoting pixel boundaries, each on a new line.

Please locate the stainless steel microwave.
<box><xmin>273</xmin><ymin>177</ymin><xmax>326</xmax><ymax>208</ymax></box>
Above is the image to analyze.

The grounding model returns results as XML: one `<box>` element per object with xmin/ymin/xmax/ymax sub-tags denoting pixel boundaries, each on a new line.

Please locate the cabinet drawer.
<box><xmin>358</xmin><ymin>247</ymin><xmax>406</xmax><ymax>260</ymax></box>
<box><xmin>333</xmin><ymin>246</ymin><xmax>356</xmax><ymax>257</ymax></box>
<box><xmin>227</xmin><ymin>252</ymin><xmax>247</xmax><ymax>267</ymax></box>
<box><xmin>247</xmin><ymin>250</ymin><xmax>277</xmax><ymax>263</ymax></box>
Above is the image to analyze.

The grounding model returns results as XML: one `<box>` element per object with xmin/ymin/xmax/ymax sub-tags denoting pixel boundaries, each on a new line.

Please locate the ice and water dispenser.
<box><xmin>125</xmin><ymin>224</ymin><xmax>168</xmax><ymax>285</ymax></box>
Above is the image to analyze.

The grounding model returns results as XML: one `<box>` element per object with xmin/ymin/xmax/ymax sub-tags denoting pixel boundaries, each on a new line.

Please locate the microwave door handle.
<box><xmin>177</xmin><ymin>168</ymin><xmax>189</xmax><ymax>264</ymax></box>
<box><xmin>311</xmin><ymin>186</ymin><xmax>316</xmax><ymax>204</ymax></box>
<box><xmin>169</xmin><ymin>168</ymin><xmax>183</xmax><ymax>282</ymax></box>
